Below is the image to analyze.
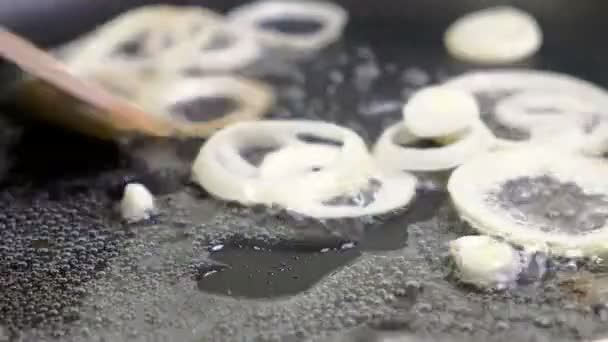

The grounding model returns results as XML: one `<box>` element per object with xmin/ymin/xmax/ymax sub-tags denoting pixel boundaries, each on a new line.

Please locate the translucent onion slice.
<box><xmin>258</xmin><ymin>144</ymin><xmax>417</xmax><ymax>218</ymax></box>
<box><xmin>191</xmin><ymin>120</ymin><xmax>375</xmax><ymax>206</ymax></box>
<box><xmin>494</xmin><ymin>90</ymin><xmax>599</xmax><ymax>135</ymax></box>
<box><xmin>450</xmin><ymin>235</ymin><xmax>522</xmax><ymax>289</ymax></box>
<box><xmin>443</xmin><ymin>70</ymin><xmax>608</xmax><ymax>109</ymax></box>
<box><xmin>444</xmin><ymin>6</ymin><xmax>542</xmax><ymax>64</ymax></box>
<box><xmin>162</xmin><ymin>23</ymin><xmax>262</xmax><ymax>73</ymax></box>
<box><xmin>448</xmin><ymin>146</ymin><xmax>608</xmax><ymax>257</ymax></box>
<box><xmin>227</xmin><ymin>0</ymin><xmax>347</xmax><ymax>52</ymax></box>
<box><xmin>64</xmin><ymin>5</ymin><xmax>221</xmax><ymax>70</ymax></box>
<box><xmin>443</xmin><ymin>70</ymin><xmax>608</xmax><ymax>146</ymax></box>
<box><xmin>137</xmin><ymin>75</ymin><xmax>275</xmax><ymax>137</ymax></box>
<box><xmin>403</xmin><ymin>86</ymin><xmax>480</xmax><ymax>138</ymax></box>
<box><xmin>373</xmin><ymin>121</ymin><xmax>495</xmax><ymax>172</ymax></box>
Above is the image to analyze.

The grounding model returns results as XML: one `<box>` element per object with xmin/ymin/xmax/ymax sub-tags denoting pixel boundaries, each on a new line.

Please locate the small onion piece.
<box><xmin>227</xmin><ymin>0</ymin><xmax>348</xmax><ymax>53</ymax></box>
<box><xmin>448</xmin><ymin>146</ymin><xmax>608</xmax><ymax>257</ymax></box>
<box><xmin>191</xmin><ymin>120</ymin><xmax>375</xmax><ymax>206</ymax></box>
<box><xmin>120</xmin><ymin>183</ymin><xmax>156</xmax><ymax>222</ymax></box>
<box><xmin>258</xmin><ymin>144</ymin><xmax>417</xmax><ymax>218</ymax></box>
<box><xmin>450</xmin><ymin>235</ymin><xmax>523</xmax><ymax>289</ymax></box>
<box><xmin>403</xmin><ymin>85</ymin><xmax>480</xmax><ymax>138</ymax></box>
<box><xmin>444</xmin><ymin>6</ymin><xmax>542</xmax><ymax>64</ymax></box>
<box><xmin>443</xmin><ymin>70</ymin><xmax>608</xmax><ymax>147</ymax></box>
<box><xmin>137</xmin><ymin>75</ymin><xmax>275</xmax><ymax>138</ymax></box>
<box><xmin>373</xmin><ymin>121</ymin><xmax>495</xmax><ymax>172</ymax></box>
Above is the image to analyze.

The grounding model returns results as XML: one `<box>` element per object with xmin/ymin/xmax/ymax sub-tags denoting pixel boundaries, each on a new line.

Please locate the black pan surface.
<box><xmin>1</xmin><ymin>1</ymin><xmax>608</xmax><ymax>341</ymax></box>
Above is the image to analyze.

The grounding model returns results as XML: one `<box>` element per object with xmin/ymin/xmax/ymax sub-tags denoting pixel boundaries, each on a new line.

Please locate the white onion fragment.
<box><xmin>138</xmin><ymin>75</ymin><xmax>275</xmax><ymax>137</ymax></box>
<box><xmin>448</xmin><ymin>146</ymin><xmax>608</xmax><ymax>257</ymax></box>
<box><xmin>403</xmin><ymin>86</ymin><xmax>480</xmax><ymax>138</ymax></box>
<box><xmin>373</xmin><ymin>121</ymin><xmax>495</xmax><ymax>172</ymax></box>
<box><xmin>120</xmin><ymin>183</ymin><xmax>156</xmax><ymax>223</ymax></box>
<box><xmin>227</xmin><ymin>0</ymin><xmax>347</xmax><ymax>53</ymax></box>
<box><xmin>192</xmin><ymin>120</ymin><xmax>417</xmax><ymax>218</ymax></box>
<box><xmin>450</xmin><ymin>235</ymin><xmax>523</xmax><ymax>289</ymax></box>
<box><xmin>444</xmin><ymin>6</ymin><xmax>542</xmax><ymax>64</ymax></box>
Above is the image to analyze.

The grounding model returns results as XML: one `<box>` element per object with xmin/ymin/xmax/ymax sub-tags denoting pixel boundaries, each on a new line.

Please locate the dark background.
<box><xmin>1</xmin><ymin>0</ymin><xmax>608</xmax><ymax>51</ymax></box>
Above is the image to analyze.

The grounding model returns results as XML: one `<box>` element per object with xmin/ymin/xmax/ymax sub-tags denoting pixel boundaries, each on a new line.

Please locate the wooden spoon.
<box><xmin>0</xmin><ymin>29</ymin><xmax>176</xmax><ymax>139</ymax></box>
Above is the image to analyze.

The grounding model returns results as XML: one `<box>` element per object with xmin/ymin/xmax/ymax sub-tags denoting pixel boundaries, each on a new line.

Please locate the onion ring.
<box><xmin>448</xmin><ymin>146</ymin><xmax>608</xmax><ymax>257</ymax></box>
<box><xmin>373</xmin><ymin>121</ymin><xmax>495</xmax><ymax>172</ymax></box>
<box><xmin>162</xmin><ymin>23</ymin><xmax>262</xmax><ymax>73</ymax></box>
<box><xmin>258</xmin><ymin>144</ymin><xmax>417</xmax><ymax>218</ymax></box>
<box><xmin>444</xmin><ymin>6</ymin><xmax>542</xmax><ymax>64</ymax></box>
<box><xmin>63</xmin><ymin>5</ymin><xmax>221</xmax><ymax>71</ymax></box>
<box><xmin>494</xmin><ymin>90</ymin><xmax>599</xmax><ymax>134</ymax></box>
<box><xmin>191</xmin><ymin>120</ymin><xmax>375</xmax><ymax>206</ymax></box>
<box><xmin>403</xmin><ymin>86</ymin><xmax>480</xmax><ymax>138</ymax></box>
<box><xmin>137</xmin><ymin>75</ymin><xmax>275</xmax><ymax>138</ymax></box>
<box><xmin>443</xmin><ymin>70</ymin><xmax>608</xmax><ymax>147</ymax></box>
<box><xmin>227</xmin><ymin>0</ymin><xmax>347</xmax><ymax>52</ymax></box>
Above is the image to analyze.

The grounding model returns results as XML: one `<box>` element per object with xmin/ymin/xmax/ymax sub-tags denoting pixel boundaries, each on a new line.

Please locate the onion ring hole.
<box><xmin>258</xmin><ymin>18</ymin><xmax>324</xmax><ymax>35</ymax></box>
<box><xmin>112</xmin><ymin>31</ymin><xmax>151</xmax><ymax>57</ymax></box>
<box><xmin>169</xmin><ymin>96</ymin><xmax>240</xmax><ymax>123</ymax></box>
<box><xmin>137</xmin><ymin>75</ymin><xmax>275</xmax><ymax>137</ymax></box>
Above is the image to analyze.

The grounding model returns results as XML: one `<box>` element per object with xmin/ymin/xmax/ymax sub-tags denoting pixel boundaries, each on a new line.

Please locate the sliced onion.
<box><xmin>443</xmin><ymin>70</ymin><xmax>608</xmax><ymax>109</ymax></box>
<box><xmin>191</xmin><ymin>120</ymin><xmax>375</xmax><ymax>206</ymax></box>
<box><xmin>285</xmin><ymin>170</ymin><xmax>417</xmax><ymax>219</ymax></box>
<box><xmin>443</xmin><ymin>70</ymin><xmax>608</xmax><ymax>147</ymax></box>
<box><xmin>444</xmin><ymin>6</ymin><xmax>542</xmax><ymax>64</ymax></box>
<box><xmin>494</xmin><ymin>90</ymin><xmax>599</xmax><ymax>134</ymax></box>
<box><xmin>63</xmin><ymin>5</ymin><xmax>221</xmax><ymax>71</ymax></box>
<box><xmin>450</xmin><ymin>235</ymin><xmax>523</xmax><ymax>289</ymax></box>
<box><xmin>448</xmin><ymin>146</ymin><xmax>608</xmax><ymax>257</ymax></box>
<box><xmin>137</xmin><ymin>75</ymin><xmax>275</xmax><ymax>137</ymax></box>
<box><xmin>403</xmin><ymin>86</ymin><xmax>480</xmax><ymax>138</ymax></box>
<box><xmin>373</xmin><ymin>121</ymin><xmax>495</xmax><ymax>172</ymax></box>
<box><xmin>161</xmin><ymin>23</ymin><xmax>262</xmax><ymax>73</ymax></box>
<box><xmin>227</xmin><ymin>0</ymin><xmax>347</xmax><ymax>52</ymax></box>
<box><xmin>258</xmin><ymin>144</ymin><xmax>417</xmax><ymax>218</ymax></box>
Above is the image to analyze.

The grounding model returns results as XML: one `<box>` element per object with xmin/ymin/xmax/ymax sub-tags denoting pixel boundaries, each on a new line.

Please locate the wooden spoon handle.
<box><xmin>0</xmin><ymin>29</ymin><xmax>176</xmax><ymax>139</ymax></box>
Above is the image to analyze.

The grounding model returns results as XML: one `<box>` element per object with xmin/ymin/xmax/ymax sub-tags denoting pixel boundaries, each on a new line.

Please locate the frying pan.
<box><xmin>1</xmin><ymin>1</ymin><xmax>608</xmax><ymax>341</ymax></box>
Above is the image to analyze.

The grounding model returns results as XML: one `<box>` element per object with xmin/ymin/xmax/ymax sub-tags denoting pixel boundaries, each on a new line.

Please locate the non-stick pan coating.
<box><xmin>1</xmin><ymin>1</ymin><xmax>608</xmax><ymax>341</ymax></box>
